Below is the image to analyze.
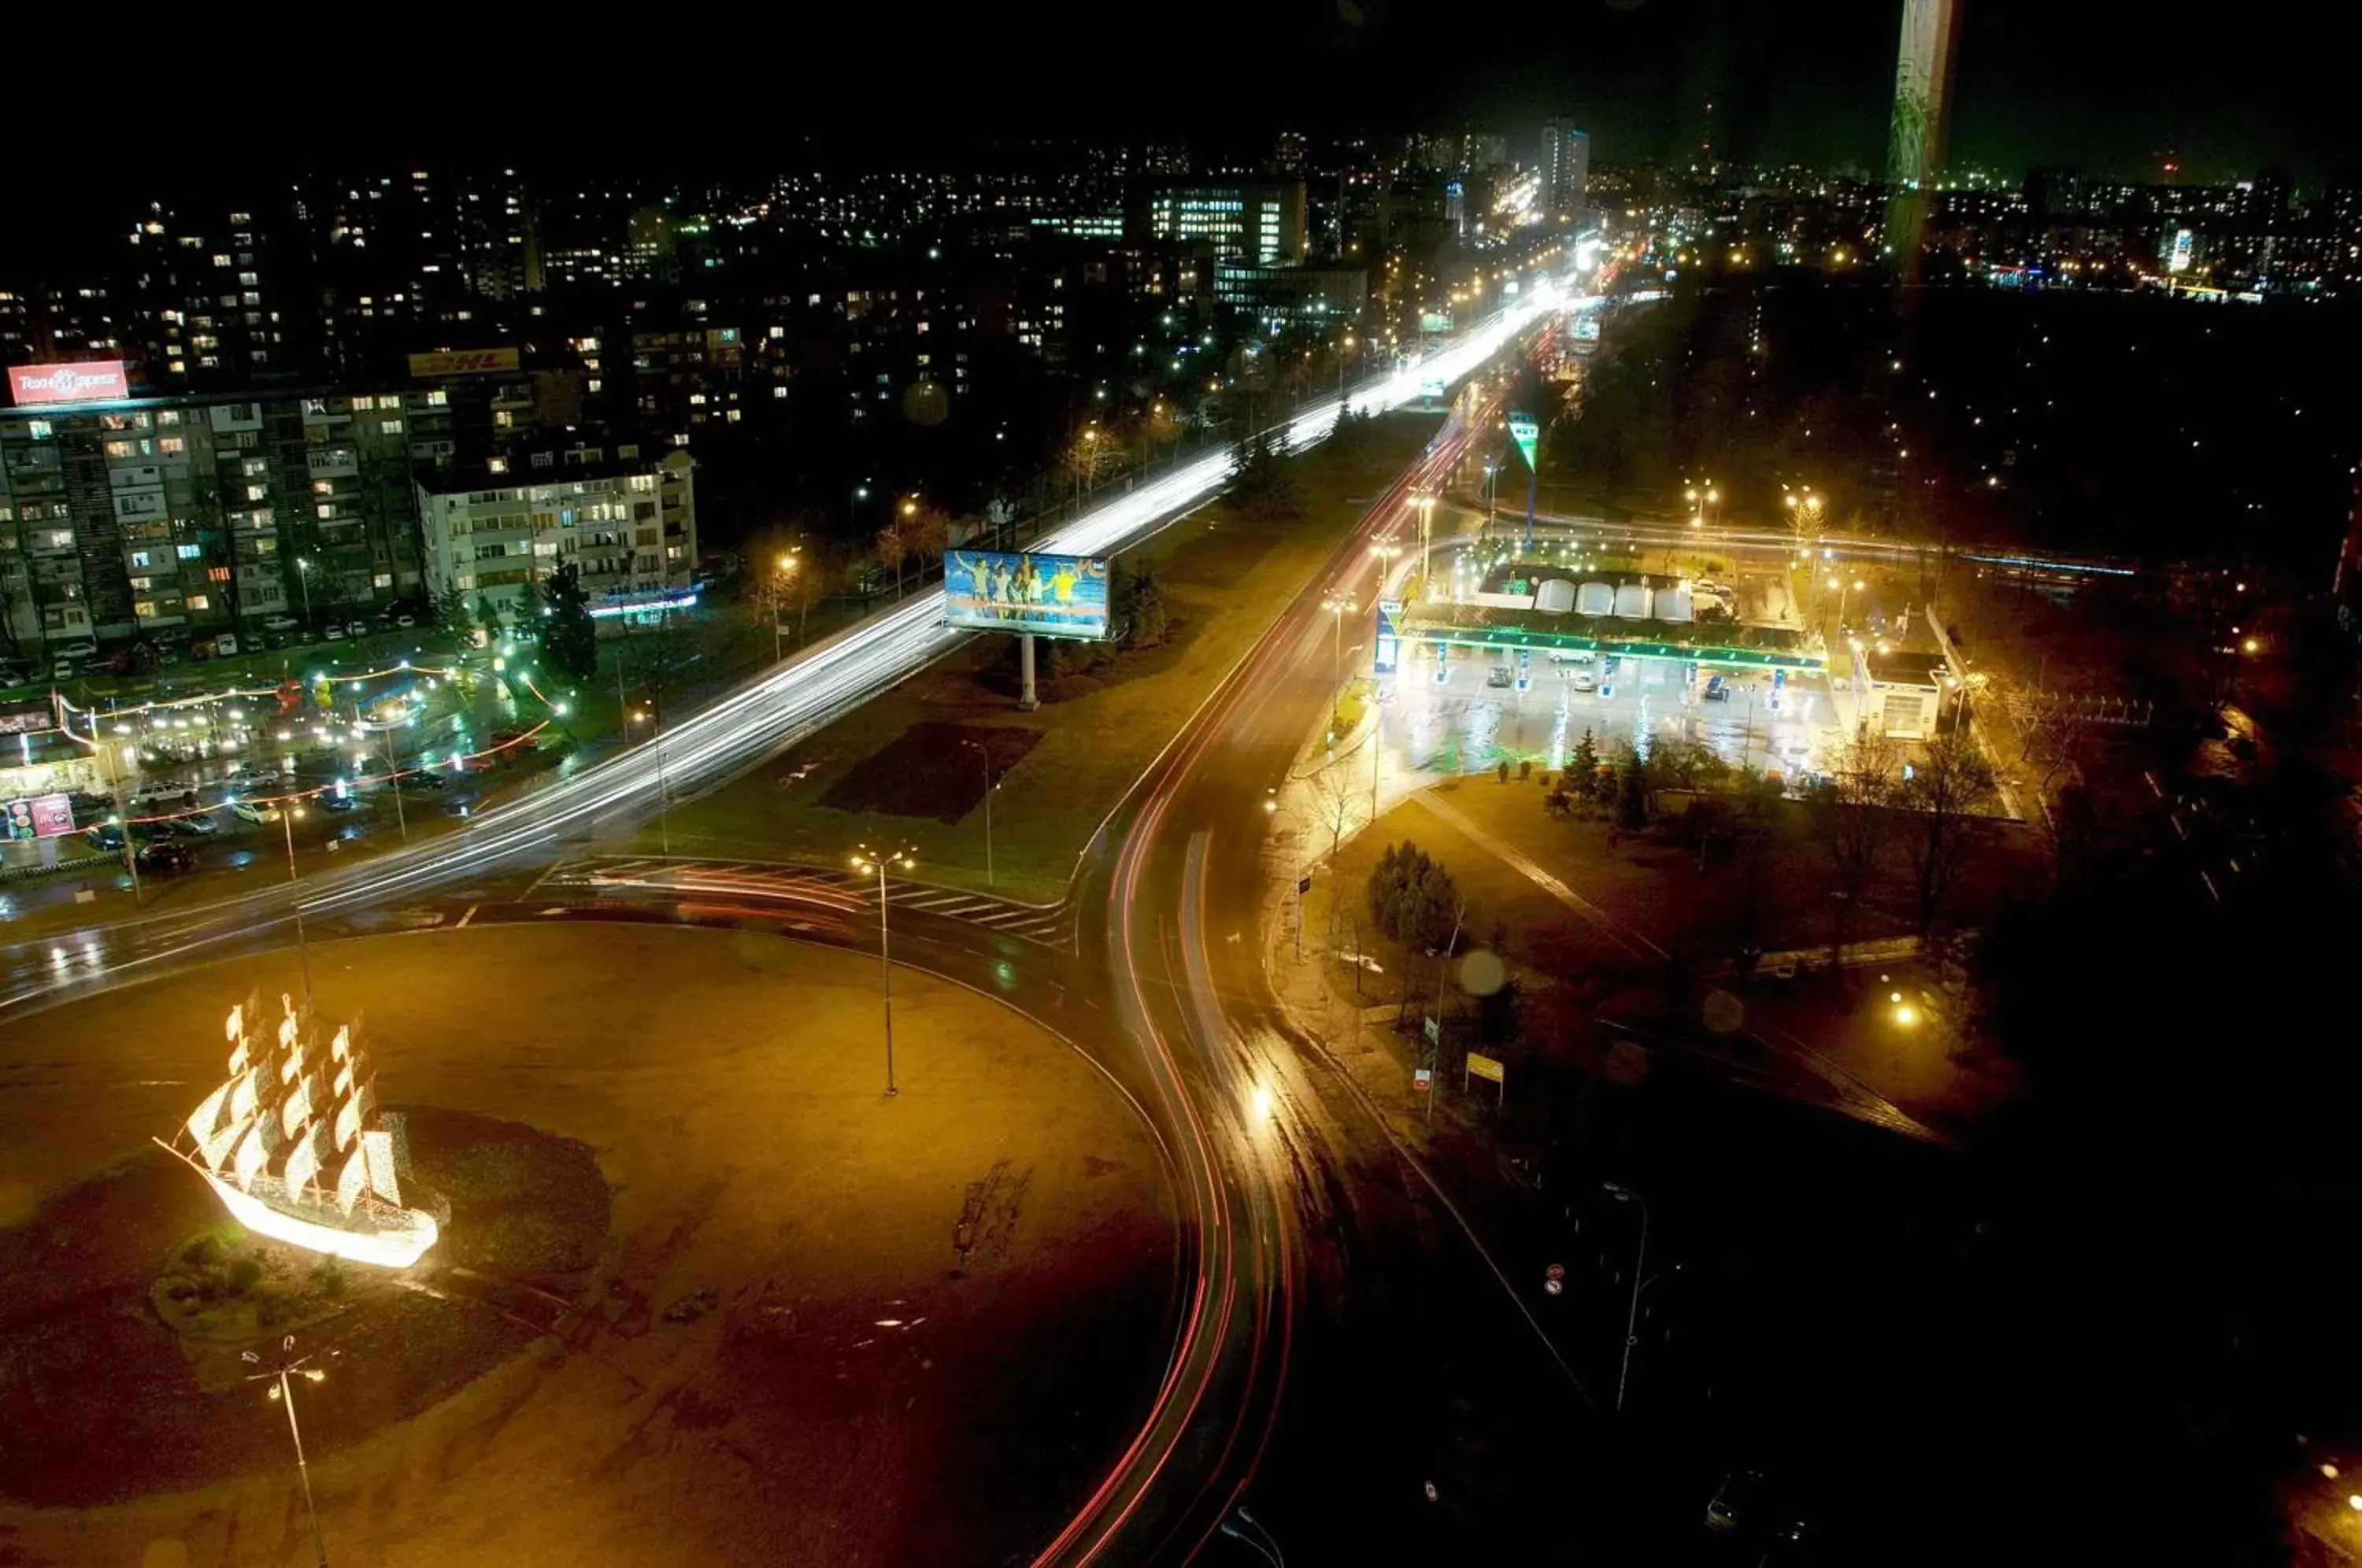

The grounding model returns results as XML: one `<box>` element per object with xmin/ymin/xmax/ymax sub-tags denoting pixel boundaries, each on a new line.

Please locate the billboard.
<box><xmin>944</xmin><ymin>550</ymin><xmax>1110</xmax><ymax>641</ymax></box>
<box><xmin>407</xmin><ymin>348</ymin><xmax>520</xmax><ymax>378</ymax></box>
<box><xmin>8</xmin><ymin>361</ymin><xmax>129</xmax><ymax>406</ymax></box>
<box><xmin>1374</xmin><ymin>600</ymin><xmax>1404</xmax><ymax>675</ymax></box>
<box><xmin>3</xmin><ymin>793</ymin><xmax>75</xmax><ymax>841</ymax></box>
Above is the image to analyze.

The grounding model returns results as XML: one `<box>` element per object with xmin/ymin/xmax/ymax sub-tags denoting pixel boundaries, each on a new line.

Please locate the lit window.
<box><xmin>176</xmin><ymin>543</ymin><xmax>202</xmax><ymax>560</ymax></box>
<box><xmin>159</xmin><ymin>437</ymin><xmax>184</xmax><ymax>455</ymax></box>
<box><xmin>133</xmin><ymin>600</ymin><xmax>158</xmax><ymax>619</ymax></box>
<box><xmin>383</xmin><ymin>418</ymin><xmax>402</xmax><ymax>434</ymax></box>
<box><xmin>351</xmin><ymin>395</ymin><xmax>375</xmax><ymax>411</ymax></box>
<box><xmin>427</xmin><ymin>390</ymin><xmax>449</xmax><ymax>406</ymax></box>
<box><xmin>372</xmin><ymin>572</ymin><xmax>393</xmax><ymax>589</ymax></box>
<box><xmin>246</xmin><ymin>485</ymin><xmax>268</xmax><ymax>501</ymax></box>
<box><xmin>187</xmin><ymin>594</ymin><xmax>209</xmax><ymax>611</ymax></box>
<box><xmin>773</xmin><ymin>386</ymin><xmax>788</xmax><ymax>399</ymax></box>
<box><xmin>104</xmin><ymin>440</ymin><xmax>134</xmax><ymax>459</ymax></box>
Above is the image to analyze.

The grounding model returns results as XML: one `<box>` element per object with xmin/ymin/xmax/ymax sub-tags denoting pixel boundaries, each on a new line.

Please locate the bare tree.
<box><xmin>1809</xmin><ymin>725</ymin><xmax>1900</xmax><ymax>967</ymax></box>
<box><xmin>1064</xmin><ymin>426</ymin><xmax>1125</xmax><ymax>496</ymax></box>
<box><xmin>1899</xmin><ymin>725</ymin><xmax>1997</xmax><ymax>935</ymax></box>
<box><xmin>874</xmin><ymin>520</ymin><xmax>909</xmax><ymax>601</ymax></box>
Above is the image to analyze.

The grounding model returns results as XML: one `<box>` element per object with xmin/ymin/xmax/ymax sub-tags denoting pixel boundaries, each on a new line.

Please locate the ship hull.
<box><xmin>201</xmin><ymin>1172</ymin><xmax>439</xmax><ymax>1270</ymax></box>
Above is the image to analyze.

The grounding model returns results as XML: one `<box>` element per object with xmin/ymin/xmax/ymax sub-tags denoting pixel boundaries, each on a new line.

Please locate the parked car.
<box><xmin>1703</xmin><ymin>675</ymin><xmax>1731</xmax><ymax>701</ymax></box>
<box><xmin>1486</xmin><ymin>664</ymin><xmax>1514</xmax><ymax>689</ymax></box>
<box><xmin>263</xmin><ymin>614</ymin><xmax>300</xmax><ymax>632</ymax></box>
<box><xmin>232</xmin><ymin>801</ymin><xmax>283</xmax><ymax>825</ymax></box>
<box><xmin>214</xmin><ymin>634</ymin><xmax>239</xmax><ymax>657</ymax></box>
<box><xmin>135</xmin><ymin>841</ymin><xmax>198</xmax><ymax>875</ymax></box>
<box><xmin>394</xmin><ymin>613</ymin><xmax>417</xmax><ymax>627</ymax></box>
<box><xmin>51</xmin><ymin>659</ymin><xmax>80</xmax><ymax>681</ymax></box>
<box><xmin>346</xmin><ymin>620</ymin><xmax>368</xmax><ymax>638</ymax></box>
<box><xmin>395</xmin><ymin>769</ymin><xmax>447</xmax><ymax>790</ymax></box>
<box><xmin>52</xmin><ymin>639</ymin><xmax>97</xmax><ymax>662</ymax></box>
<box><xmin>324</xmin><ymin>625</ymin><xmax>345</xmax><ymax>641</ymax></box>
<box><xmin>0</xmin><ymin>665</ymin><xmax>28</xmax><ymax>689</ymax></box>
<box><xmin>85</xmin><ymin>823</ymin><xmax>128</xmax><ymax>852</ymax></box>
<box><xmin>163</xmin><ymin>812</ymin><xmax>220</xmax><ymax>837</ymax></box>
<box><xmin>320</xmin><ymin>792</ymin><xmax>359</xmax><ymax>812</ymax></box>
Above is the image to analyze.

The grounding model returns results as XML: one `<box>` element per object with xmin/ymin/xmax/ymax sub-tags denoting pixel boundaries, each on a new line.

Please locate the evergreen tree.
<box><xmin>1616</xmin><ymin>747</ymin><xmax>1651</xmax><ymax>830</ymax></box>
<box><xmin>539</xmin><ymin>562</ymin><xmax>599</xmax><ymax>682</ymax></box>
<box><xmin>1570</xmin><ymin>728</ymin><xmax>1603</xmax><ymax>802</ymax></box>
<box><xmin>1231</xmin><ymin>434</ymin><xmax>1305</xmax><ymax>521</ymax></box>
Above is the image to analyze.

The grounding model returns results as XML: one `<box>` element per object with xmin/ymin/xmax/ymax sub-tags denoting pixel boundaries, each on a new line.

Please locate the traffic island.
<box><xmin>0</xmin><ymin>924</ymin><xmax>1175</xmax><ymax>1567</ymax></box>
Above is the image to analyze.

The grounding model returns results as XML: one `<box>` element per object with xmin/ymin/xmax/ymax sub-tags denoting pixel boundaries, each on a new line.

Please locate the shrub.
<box><xmin>228</xmin><ymin>1257</ymin><xmax>265</xmax><ymax>1295</ymax></box>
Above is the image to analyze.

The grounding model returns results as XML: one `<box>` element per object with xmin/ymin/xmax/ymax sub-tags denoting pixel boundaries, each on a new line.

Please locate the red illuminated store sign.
<box><xmin>8</xmin><ymin>361</ymin><xmax>130</xmax><ymax>405</ymax></box>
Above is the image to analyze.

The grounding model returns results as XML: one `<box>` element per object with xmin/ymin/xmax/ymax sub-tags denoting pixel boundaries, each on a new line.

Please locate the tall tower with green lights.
<box><xmin>1883</xmin><ymin>0</ymin><xmax>1963</xmax><ymax>280</ymax></box>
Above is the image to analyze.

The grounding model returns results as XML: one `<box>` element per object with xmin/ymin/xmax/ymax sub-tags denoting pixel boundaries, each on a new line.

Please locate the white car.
<box><xmin>232</xmin><ymin>801</ymin><xmax>283</xmax><ymax>825</ymax></box>
<box><xmin>52</xmin><ymin>640</ymin><xmax>97</xmax><ymax>661</ymax></box>
<box><xmin>1569</xmin><ymin>668</ymin><xmax>1597</xmax><ymax>692</ymax></box>
<box><xmin>262</xmin><ymin>615</ymin><xmax>300</xmax><ymax>632</ymax></box>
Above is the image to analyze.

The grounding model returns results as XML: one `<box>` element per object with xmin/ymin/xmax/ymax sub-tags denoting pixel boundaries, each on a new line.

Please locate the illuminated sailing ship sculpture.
<box><xmin>157</xmin><ymin>993</ymin><xmax>440</xmax><ymax>1269</ymax></box>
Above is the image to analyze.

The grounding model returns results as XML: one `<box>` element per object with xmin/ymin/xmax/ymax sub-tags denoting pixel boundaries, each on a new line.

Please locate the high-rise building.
<box><xmin>1540</xmin><ymin>120</ymin><xmax>1590</xmax><ymax>222</ymax></box>
<box><xmin>1142</xmin><ymin>181</ymin><xmax>1306</xmax><ymax>265</ymax></box>
<box><xmin>414</xmin><ymin>447</ymin><xmax>695</xmax><ymax>626</ymax></box>
<box><xmin>128</xmin><ymin>201</ymin><xmax>300</xmax><ymax>390</ymax></box>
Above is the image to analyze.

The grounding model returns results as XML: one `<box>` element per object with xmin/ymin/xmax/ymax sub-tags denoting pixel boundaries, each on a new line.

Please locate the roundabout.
<box><xmin>0</xmin><ymin>924</ymin><xmax>1176</xmax><ymax>1566</ymax></box>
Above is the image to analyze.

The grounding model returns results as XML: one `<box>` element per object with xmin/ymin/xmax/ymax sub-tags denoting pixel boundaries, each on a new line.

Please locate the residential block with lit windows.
<box><xmin>0</xmin><ymin>387</ymin><xmax>433</xmax><ymax>652</ymax></box>
<box><xmin>414</xmin><ymin>448</ymin><xmax>695</xmax><ymax>630</ymax></box>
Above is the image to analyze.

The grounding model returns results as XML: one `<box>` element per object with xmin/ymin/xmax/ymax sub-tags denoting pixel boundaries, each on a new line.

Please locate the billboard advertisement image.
<box><xmin>945</xmin><ymin>550</ymin><xmax>1111</xmax><ymax>641</ymax></box>
<box><xmin>8</xmin><ymin>361</ymin><xmax>130</xmax><ymax>406</ymax></box>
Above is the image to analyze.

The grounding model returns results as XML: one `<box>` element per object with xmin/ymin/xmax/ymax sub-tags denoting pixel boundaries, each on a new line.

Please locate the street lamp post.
<box><xmin>1411</xmin><ymin>491</ymin><xmax>1437</xmax><ymax>596</ymax></box>
<box><xmin>380</xmin><ymin>725</ymin><xmax>408</xmax><ymax>845</ymax></box>
<box><xmin>1483</xmin><ymin>461</ymin><xmax>1498</xmax><ymax>539</ymax></box>
<box><xmin>1605</xmin><ymin>1181</ymin><xmax>1651</xmax><ymax>1412</ymax></box>
<box><xmin>295</xmin><ymin>557</ymin><xmax>315</xmax><ymax>634</ymax></box>
<box><xmin>772</xmin><ymin>549</ymin><xmax>801</xmax><ymax>664</ymax></box>
<box><xmin>961</xmin><ymin>741</ymin><xmax>995</xmax><ymax>888</ymax></box>
<box><xmin>850</xmin><ymin>843</ymin><xmax>916</xmax><ymax>1096</ymax></box>
<box><xmin>243</xmin><ymin>1336</ymin><xmax>329</xmax><ymax>1568</ymax></box>
<box><xmin>1320</xmin><ymin>592</ymin><xmax>1359</xmax><ymax>690</ymax></box>
<box><xmin>280</xmin><ymin>801</ymin><xmax>314</xmax><ymax>1006</ymax></box>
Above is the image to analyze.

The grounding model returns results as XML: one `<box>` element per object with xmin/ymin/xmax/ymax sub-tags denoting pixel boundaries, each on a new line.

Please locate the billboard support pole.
<box><xmin>1019</xmin><ymin>634</ymin><xmax>1039</xmax><ymax>711</ymax></box>
<box><xmin>1525</xmin><ymin>466</ymin><xmax>1538</xmax><ymax>556</ymax></box>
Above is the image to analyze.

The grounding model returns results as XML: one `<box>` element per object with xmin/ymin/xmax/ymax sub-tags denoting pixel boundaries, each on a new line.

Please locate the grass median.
<box><xmin>622</xmin><ymin>416</ymin><xmax>1441</xmax><ymax>900</ymax></box>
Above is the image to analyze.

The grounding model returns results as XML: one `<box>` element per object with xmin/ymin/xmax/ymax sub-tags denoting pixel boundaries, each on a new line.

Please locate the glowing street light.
<box><xmin>1320</xmin><ymin>591</ymin><xmax>1361</xmax><ymax>687</ymax></box>
<box><xmin>243</xmin><ymin>1336</ymin><xmax>331</xmax><ymax>1568</ymax></box>
<box><xmin>850</xmin><ymin>843</ymin><xmax>917</xmax><ymax>1096</ymax></box>
<box><xmin>772</xmin><ymin>549</ymin><xmax>802</xmax><ymax>664</ymax></box>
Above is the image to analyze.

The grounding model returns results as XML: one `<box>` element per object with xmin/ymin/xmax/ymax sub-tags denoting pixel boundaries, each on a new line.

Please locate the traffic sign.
<box><xmin>1413</xmin><ymin>1067</ymin><xmax>1432</xmax><ymax>1093</ymax></box>
<box><xmin>1508</xmin><ymin>412</ymin><xmax>1540</xmax><ymax>473</ymax></box>
<box><xmin>1423</xmin><ymin>1015</ymin><xmax>1441</xmax><ymax>1045</ymax></box>
<box><xmin>1465</xmin><ymin>1051</ymin><xmax>1505</xmax><ymax>1084</ymax></box>
<box><xmin>1544</xmin><ymin>1278</ymin><xmax>1564</xmax><ymax>1296</ymax></box>
<box><xmin>1545</xmin><ymin>1263</ymin><xmax>1565</xmax><ymax>1281</ymax></box>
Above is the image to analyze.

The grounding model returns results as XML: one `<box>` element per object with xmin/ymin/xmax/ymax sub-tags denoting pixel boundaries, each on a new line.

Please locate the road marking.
<box><xmin>455</xmin><ymin>904</ymin><xmax>477</xmax><ymax>928</ymax></box>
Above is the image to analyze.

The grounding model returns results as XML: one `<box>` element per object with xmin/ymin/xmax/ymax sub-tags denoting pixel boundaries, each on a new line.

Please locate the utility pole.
<box><xmin>851</xmin><ymin>844</ymin><xmax>914</xmax><ymax>1096</ymax></box>
<box><xmin>1605</xmin><ymin>1182</ymin><xmax>1651</xmax><ymax>1412</ymax></box>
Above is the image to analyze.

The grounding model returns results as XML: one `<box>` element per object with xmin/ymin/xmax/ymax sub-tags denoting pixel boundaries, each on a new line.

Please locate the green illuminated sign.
<box><xmin>1508</xmin><ymin>413</ymin><xmax>1539</xmax><ymax>472</ymax></box>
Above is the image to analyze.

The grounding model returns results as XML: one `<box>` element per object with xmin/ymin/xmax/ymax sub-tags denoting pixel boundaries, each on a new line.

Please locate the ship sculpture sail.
<box><xmin>157</xmin><ymin>992</ymin><xmax>439</xmax><ymax>1268</ymax></box>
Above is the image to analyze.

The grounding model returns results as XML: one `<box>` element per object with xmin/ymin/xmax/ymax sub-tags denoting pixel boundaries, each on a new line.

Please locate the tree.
<box><xmin>539</xmin><ymin>562</ymin><xmax>598</xmax><ymax>682</ymax></box>
<box><xmin>475</xmin><ymin>593</ymin><xmax>502</xmax><ymax>634</ymax></box>
<box><xmin>1064</xmin><ymin>427</ymin><xmax>1125</xmax><ymax>496</ymax></box>
<box><xmin>1649</xmin><ymin>734</ymin><xmax>1729</xmax><ymax>793</ymax></box>
<box><xmin>1616</xmin><ymin>745</ymin><xmax>1651</xmax><ymax>830</ymax></box>
<box><xmin>434</xmin><ymin>586</ymin><xmax>472</xmax><ymax>634</ymax></box>
<box><xmin>874</xmin><ymin>519</ymin><xmax>909</xmax><ymax>601</ymax></box>
<box><xmin>1113</xmin><ymin>560</ymin><xmax>1172</xmax><ymax>646</ymax></box>
<box><xmin>1367</xmin><ymin>841</ymin><xmax>1462</xmax><ymax>1021</ymax></box>
<box><xmin>1231</xmin><ymin>434</ymin><xmax>1305</xmax><ymax>522</ymax></box>
<box><xmin>1898</xmin><ymin>724</ymin><xmax>1997</xmax><ymax>934</ymax></box>
<box><xmin>905</xmin><ymin>506</ymin><xmax>953</xmax><ymax>579</ymax></box>
<box><xmin>1568</xmin><ymin>729</ymin><xmax>1603</xmax><ymax>807</ymax></box>
<box><xmin>1808</xmin><ymin>726</ymin><xmax>1900</xmax><ymax>966</ymax></box>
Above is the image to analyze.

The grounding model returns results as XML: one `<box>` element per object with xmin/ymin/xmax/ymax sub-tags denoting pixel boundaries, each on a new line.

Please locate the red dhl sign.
<box><xmin>406</xmin><ymin>348</ymin><xmax>520</xmax><ymax>378</ymax></box>
<box><xmin>8</xmin><ymin>361</ymin><xmax>130</xmax><ymax>405</ymax></box>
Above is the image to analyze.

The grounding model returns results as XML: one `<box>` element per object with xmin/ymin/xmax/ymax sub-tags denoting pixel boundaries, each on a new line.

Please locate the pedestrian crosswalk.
<box><xmin>539</xmin><ymin>856</ymin><xmax>1071</xmax><ymax>946</ymax></box>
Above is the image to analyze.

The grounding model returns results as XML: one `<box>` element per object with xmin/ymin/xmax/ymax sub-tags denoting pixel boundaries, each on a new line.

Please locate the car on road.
<box><xmin>1486</xmin><ymin>665</ymin><xmax>1514</xmax><ymax>689</ymax></box>
<box><xmin>1546</xmin><ymin>649</ymin><xmax>1594</xmax><ymax>665</ymax></box>
<box><xmin>85</xmin><ymin>823</ymin><xmax>128</xmax><ymax>851</ymax></box>
<box><xmin>320</xmin><ymin>793</ymin><xmax>360</xmax><ymax>812</ymax></box>
<box><xmin>135</xmin><ymin>841</ymin><xmax>198</xmax><ymax>875</ymax></box>
<box><xmin>1703</xmin><ymin>675</ymin><xmax>1730</xmax><ymax>701</ymax></box>
<box><xmin>394</xmin><ymin>768</ymin><xmax>447</xmax><ymax>790</ymax></box>
<box><xmin>231</xmin><ymin>800</ymin><xmax>282</xmax><ymax>825</ymax></box>
<box><xmin>162</xmin><ymin>812</ymin><xmax>220</xmax><ymax>836</ymax></box>
<box><xmin>1569</xmin><ymin>667</ymin><xmax>1597</xmax><ymax>692</ymax></box>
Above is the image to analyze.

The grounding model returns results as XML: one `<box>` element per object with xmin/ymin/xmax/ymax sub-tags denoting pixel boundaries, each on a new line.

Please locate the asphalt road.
<box><xmin>1046</xmin><ymin>381</ymin><xmax>1623</xmax><ymax>1566</ymax></box>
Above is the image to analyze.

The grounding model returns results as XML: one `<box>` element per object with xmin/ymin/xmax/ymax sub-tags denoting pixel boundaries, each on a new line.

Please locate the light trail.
<box><xmin>283</xmin><ymin>285</ymin><xmax>1572</xmax><ymax>919</ymax></box>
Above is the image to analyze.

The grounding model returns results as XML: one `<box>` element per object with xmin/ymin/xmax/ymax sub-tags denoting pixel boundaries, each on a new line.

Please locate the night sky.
<box><xmin>9</xmin><ymin>0</ymin><xmax>2353</xmax><ymax>226</ymax></box>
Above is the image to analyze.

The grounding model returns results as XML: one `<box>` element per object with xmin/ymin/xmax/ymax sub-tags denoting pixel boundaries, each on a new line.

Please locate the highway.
<box><xmin>1042</xmin><ymin>379</ymin><xmax>1600</xmax><ymax>1564</ymax></box>
<box><xmin>0</xmin><ymin>286</ymin><xmax>1569</xmax><ymax>1016</ymax></box>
